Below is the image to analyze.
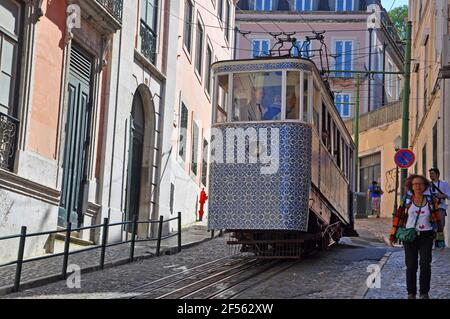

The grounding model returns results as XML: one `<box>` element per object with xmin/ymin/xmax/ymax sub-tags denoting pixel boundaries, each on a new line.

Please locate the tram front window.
<box><xmin>232</xmin><ymin>71</ymin><xmax>282</xmax><ymax>122</ymax></box>
<box><xmin>286</xmin><ymin>71</ymin><xmax>300</xmax><ymax>120</ymax></box>
<box><xmin>216</xmin><ymin>75</ymin><xmax>229</xmax><ymax>123</ymax></box>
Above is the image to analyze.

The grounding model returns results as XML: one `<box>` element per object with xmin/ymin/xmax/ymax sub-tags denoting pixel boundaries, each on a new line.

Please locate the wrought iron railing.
<box><xmin>0</xmin><ymin>112</ymin><xmax>19</xmax><ymax>171</ymax></box>
<box><xmin>96</xmin><ymin>0</ymin><xmax>123</xmax><ymax>22</ymax></box>
<box><xmin>0</xmin><ymin>213</ymin><xmax>182</xmax><ymax>293</ymax></box>
<box><xmin>140</xmin><ymin>20</ymin><xmax>157</xmax><ymax>64</ymax></box>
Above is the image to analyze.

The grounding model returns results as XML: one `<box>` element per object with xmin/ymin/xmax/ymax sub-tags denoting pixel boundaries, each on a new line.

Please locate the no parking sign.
<box><xmin>394</xmin><ymin>149</ymin><xmax>416</xmax><ymax>169</ymax></box>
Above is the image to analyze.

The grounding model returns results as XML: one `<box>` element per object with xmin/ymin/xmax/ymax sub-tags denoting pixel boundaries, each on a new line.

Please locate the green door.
<box><xmin>58</xmin><ymin>46</ymin><xmax>92</xmax><ymax>228</ymax></box>
<box><xmin>125</xmin><ymin>92</ymin><xmax>145</xmax><ymax>230</ymax></box>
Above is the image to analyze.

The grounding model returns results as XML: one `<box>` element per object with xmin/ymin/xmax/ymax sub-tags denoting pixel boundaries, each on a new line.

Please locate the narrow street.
<box><xmin>4</xmin><ymin>218</ymin><xmax>448</xmax><ymax>300</ymax></box>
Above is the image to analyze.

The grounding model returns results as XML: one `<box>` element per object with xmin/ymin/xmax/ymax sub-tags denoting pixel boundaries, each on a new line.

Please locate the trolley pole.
<box><xmin>400</xmin><ymin>21</ymin><xmax>412</xmax><ymax>196</ymax></box>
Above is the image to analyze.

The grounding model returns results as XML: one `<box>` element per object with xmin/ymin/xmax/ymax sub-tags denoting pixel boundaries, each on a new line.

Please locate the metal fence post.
<box><xmin>211</xmin><ymin>230</ymin><xmax>215</xmax><ymax>239</ymax></box>
<box><xmin>178</xmin><ymin>212</ymin><xmax>182</xmax><ymax>253</ymax></box>
<box><xmin>13</xmin><ymin>226</ymin><xmax>27</xmax><ymax>293</ymax></box>
<box><xmin>130</xmin><ymin>214</ymin><xmax>138</xmax><ymax>262</ymax></box>
<box><xmin>100</xmin><ymin>218</ymin><xmax>109</xmax><ymax>269</ymax></box>
<box><xmin>62</xmin><ymin>222</ymin><xmax>72</xmax><ymax>280</ymax></box>
<box><xmin>156</xmin><ymin>216</ymin><xmax>164</xmax><ymax>257</ymax></box>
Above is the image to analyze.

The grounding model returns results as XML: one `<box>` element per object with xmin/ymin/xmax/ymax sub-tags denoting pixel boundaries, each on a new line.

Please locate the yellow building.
<box><xmin>346</xmin><ymin>101</ymin><xmax>402</xmax><ymax>218</ymax></box>
<box><xmin>409</xmin><ymin>0</ymin><xmax>450</xmax><ymax>245</ymax></box>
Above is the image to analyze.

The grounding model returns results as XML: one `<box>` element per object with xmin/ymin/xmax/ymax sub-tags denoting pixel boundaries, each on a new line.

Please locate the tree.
<box><xmin>389</xmin><ymin>5</ymin><xmax>408</xmax><ymax>40</ymax></box>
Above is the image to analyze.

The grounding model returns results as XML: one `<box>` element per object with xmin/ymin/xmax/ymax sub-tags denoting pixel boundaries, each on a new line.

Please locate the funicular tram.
<box><xmin>207</xmin><ymin>50</ymin><xmax>357</xmax><ymax>259</ymax></box>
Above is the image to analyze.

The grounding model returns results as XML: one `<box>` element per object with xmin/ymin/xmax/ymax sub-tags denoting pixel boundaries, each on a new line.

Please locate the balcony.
<box><xmin>140</xmin><ymin>20</ymin><xmax>157</xmax><ymax>65</ymax></box>
<box><xmin>0</xmin><ymin>112</ymin><xmax>19</xmax><ymax>171</ymax></box>
<box><xmin>344</xmin><ymin>100</ymin><xmax>402</xmax><ymax>134</ymax></box>
<box><xmin>69</xmin><ymin>0</ymin><xmax>123</xmax><ymax>34</ymax></box>
<box><xmin>95</xmin><ymin>0</ymin><xmax>123</xmax><ymax>22</ymax></box>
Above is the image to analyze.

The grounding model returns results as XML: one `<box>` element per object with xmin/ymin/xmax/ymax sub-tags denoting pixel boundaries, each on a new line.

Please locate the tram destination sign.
<box><xmin>394</xmin><ymin>149</ymin><xmax>416</xmax><ymax>169</ymax></box>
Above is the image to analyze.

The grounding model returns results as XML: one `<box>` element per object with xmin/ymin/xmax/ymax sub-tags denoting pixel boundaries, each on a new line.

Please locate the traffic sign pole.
<box><xmin>400</xmin><ymin>22</ymin><xmax>413</xmax><ymax>196</ymax></box>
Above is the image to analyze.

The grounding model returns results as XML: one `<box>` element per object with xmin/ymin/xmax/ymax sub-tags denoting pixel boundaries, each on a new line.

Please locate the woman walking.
<box><xmin>389</xmin><ymin>175</ymin><xmax>444</xmax><ymax>299</ymax></box>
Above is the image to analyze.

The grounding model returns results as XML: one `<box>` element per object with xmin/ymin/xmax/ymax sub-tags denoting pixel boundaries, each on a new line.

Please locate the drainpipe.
<box><xmin>368</xmin><ymin>28</ymin><xmax>373</xmax><ymax>112</ymax></box>
<box><xmin>382</xmin><ymin>42</ymin><xmax>387</xmax><ymax>106</ymax></box>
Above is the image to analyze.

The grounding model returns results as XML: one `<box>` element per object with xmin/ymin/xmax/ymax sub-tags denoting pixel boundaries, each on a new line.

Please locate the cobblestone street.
<box><xmin>2</xmin><ymin>217</ymin><xmax>450</xmax><ymax>299</ymax></box>
<box><xmin>0</xmin><ymin>224</ymin><xmax>214</xmax><ymax>295</ymax></box>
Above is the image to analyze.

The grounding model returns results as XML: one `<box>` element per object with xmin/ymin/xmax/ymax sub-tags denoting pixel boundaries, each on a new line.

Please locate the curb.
<box><xmin>353</xmin><ymin>251</ymin><xmax>392</xmax><ymax>299</ymax></box>
<box><xmin>0</xmin><ymin>232</ymin><xmax>220</xmax><ymax>297</ymax></box>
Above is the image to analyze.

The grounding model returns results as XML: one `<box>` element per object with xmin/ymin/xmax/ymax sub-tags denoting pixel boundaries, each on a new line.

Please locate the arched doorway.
<box><xmin>125</xmin><ymin>92</ymin><xmax>145</xmax><ymax>230</ymax></box>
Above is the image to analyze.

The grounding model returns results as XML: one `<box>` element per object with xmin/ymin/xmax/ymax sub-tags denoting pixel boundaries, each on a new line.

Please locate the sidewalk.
<box><xmin>365</xmin><ymin>248</ymin><xmax>450</xmax><ymax>299</ymax></box>
<box><xmin>0</xmin><ymin>222</ymin><xmax>216</xmax><ymax>296</ymax></box>
<box><xmin>354</xmin><ymin>217</ymin><xmax>393</xmax><ymax>245</ymax></box>
<box><xmin>355</xmin><ymin>217</ymin><xmax>450</xmax><ymax>299</ymax></box>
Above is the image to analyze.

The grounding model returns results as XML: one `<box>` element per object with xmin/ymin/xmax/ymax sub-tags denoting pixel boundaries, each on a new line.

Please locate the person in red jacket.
<box><xmin>198</xmin><ymin>188</ymin><xmax>208</xmax><ymax>221</ymax></box>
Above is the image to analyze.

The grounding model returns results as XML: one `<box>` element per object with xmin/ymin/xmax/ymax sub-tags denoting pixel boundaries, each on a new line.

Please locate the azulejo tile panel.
<box><xmin>208</xmin><ymin>122</ymin><xmax>312</xmax><ymax>231</ymax></box>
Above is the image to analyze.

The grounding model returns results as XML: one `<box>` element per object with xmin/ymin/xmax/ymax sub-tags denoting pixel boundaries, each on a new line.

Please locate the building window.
<box><xmin>225</xmin><ymin>0</ymin><xmax>231</xmax><ymax>41</ymax></box>
<box><xmin>295</xmin><ymin>0</ymin><xmax>312</xmax><ymax>11</ymax></box>
<box><xmin>195</xmin><ymin>18</ymin><xmax>204</xmax><ymax>76</ymax></box>
<box><xmin>291</xmin><ymin>40</ymin><xmax>311</xmax><ymax>58</ymax></box>
<box><xmin>422</xmin><ymin>143</ymin><xmax>427</xmax><ymax>177</ymax></box>
<box><xmin>218</xmin><ymin>0</ymin><xmax>223</xmax><ymax>22</ymax></box>
<box><xmin>0</xmin><ymin>0</ymin><xmax>21</xmax><ymax>171</ymax></box>
<box><xmin>335</xmin><ymin>40</ymin><xmax>353</xmax><ymax>77</ymax></box>
<box><xmin>360</xmin><ymin>152</ymin><xmax>381</xmax><ymax>193</ymax></box>
<box><xmin>191</xmin><ymin>121</ymin><xmax>199</xmax><ymax>175</ymax></box>
<box><xmin>396</xmin><ymin>76</ymin><xmax>401</xmax><ymax>99</ymax></box>
<box><xmin>254</xmin><ymin>0</ymin><xmax>272</xmax><ymax>11</ymax></box>
<box><xmin>183</xmin><ymin>0</ymin><xmax>194</xmax><ymax>54</ymax></box>
<box><xmin>387</xmin><ymin>61</ymin><xmax>393</xmax><ymax>96</ymax></box>
<box><xmin>252</xmin><ymin>39</ymin><xmax>270</xmax><ymax>58</ymax></box>
<box><xmin>335</xmin><ymin>0</ymin><xmax>354</xmax><ymax>11</ymax></box>
<box><xmin>178</xmin><ymin>103</ymin><xmax>188</xmax><ymax>161</ymax></box>
<box><xmin>423</xmin><ymin>72</ymin><xmax>428</xmax><ymax>114</ymax></box>
<box><xmin>140</xmin><ymin>0</ymin><xmax>159</xmax><ymax>64</ymax></box>
<box><xmin>335</xmin><ymin>93</ymin><xmax>352</xmax><ymax>118</ymax></box>
<box><xmin>201</xmin><ymin>139</ymin><xmax>209</xmax><ymax>186</ymax></box>
<box><xmin>205</xmin><ymin>45</ymin><xmax>213</xmax><ymax>95</ymax></box>
<box><xmin>433</xmin><ymin>122</ymin><xmax>438</xmax><ymax>169</ymax></box>
<box><xmin>0</xmin><ymin>0</ymin><xmax>21</xmax><ymax>117</ymax></box>
<box><xmin>415</xmin><ymin>70</ymin><xmax>420</xmax><ymax>127</ymax></box>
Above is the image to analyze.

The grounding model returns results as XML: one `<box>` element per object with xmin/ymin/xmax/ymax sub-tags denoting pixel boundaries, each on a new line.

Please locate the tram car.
<box><xmin>207</xmin><ymin>56</ymin><xmax>357</xmax><ymax>259</ymax></box>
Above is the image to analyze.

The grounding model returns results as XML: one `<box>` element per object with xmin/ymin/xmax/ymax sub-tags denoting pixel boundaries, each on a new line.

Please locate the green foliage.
<box><xmin>389</xmin><ymin>5</ymin><xmax>408</xmax><ymax>40</ymax></box>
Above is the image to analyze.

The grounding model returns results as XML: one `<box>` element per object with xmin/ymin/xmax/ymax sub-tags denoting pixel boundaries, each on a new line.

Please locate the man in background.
<box><xmin>368</xmin><ymin>181</ymin><xmax>384</xmax><ymax>218</ymax></box>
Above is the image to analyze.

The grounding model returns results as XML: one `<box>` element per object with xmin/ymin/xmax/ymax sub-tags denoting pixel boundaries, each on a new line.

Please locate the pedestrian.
<box><xmin>429</xmin><ymin>168</ymin><xmax>450</xmax><ymax>247</ymax></box>
<box><xmin>367</xmin><ymin>181</ymin><xmax>383</xmax><ymax>218</ymax></box>
<box><xmin>198</xmin><ymin>188</ymin><xmax>208</xmax><ymax>222</ymax></box>
<box><xmin>389</xmin><ymin>174</ymin><xmax>445</xmax><ymax>299</ymax></box>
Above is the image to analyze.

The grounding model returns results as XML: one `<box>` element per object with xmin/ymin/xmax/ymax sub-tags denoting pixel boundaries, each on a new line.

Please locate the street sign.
<box><xmin>394</xmin><ymin>149</ymin><xmax>415</xmax><ymax>169</ymax></box>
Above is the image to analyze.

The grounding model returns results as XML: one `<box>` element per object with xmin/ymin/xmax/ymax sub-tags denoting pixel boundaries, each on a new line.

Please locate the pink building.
<box><xmin>0</xmin><ymin>0</ymin><xmax>237</xmax><ymax>265</ymax></box>
<box><xmin>235</xmin><ymin>0</ymin><xmax>404</xmax><ymax>119</ymax></box>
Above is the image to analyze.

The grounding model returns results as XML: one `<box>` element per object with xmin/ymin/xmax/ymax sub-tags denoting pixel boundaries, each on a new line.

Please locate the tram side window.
<box><xmin>286</xmin><ymin>71</ymin><xmax>300</xmax><ymax>120</ymax></box>
<box><xmin>321</xmin><ymin>103</ymin><xmax>327</xmax><ymax>144</ymax></box>
<box><xmin>326</xmin><ymin>112</ymin><xmax>332</xmax><ymax>153</ymax></box>
<box><xmin>313</xmin><ymin>84</ymin><xmax>320</xmax><ymax>133</ymax></box>
<box><xmin>344</xmin><ymin>143</ymin><xmax>348</xmax><ymax>178</ymax></box>
<box><xmin>335</xmin><ymin>130</ymin><xmax>341</xmax><ymax>168</ymax></box>
<box><xmin>232</xmin><ymin>71</ymin><xmax>282</xmax><ymax>122</ymax></box>
<box><xmin>216</xmin><ymin>75</ymin><xmax>229</xmax><ymax>123</ymax></box>
<box><xmin>302</xmin><ymin>74</ymin><xmax>309</xmax><ymax>122</ymax></box>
